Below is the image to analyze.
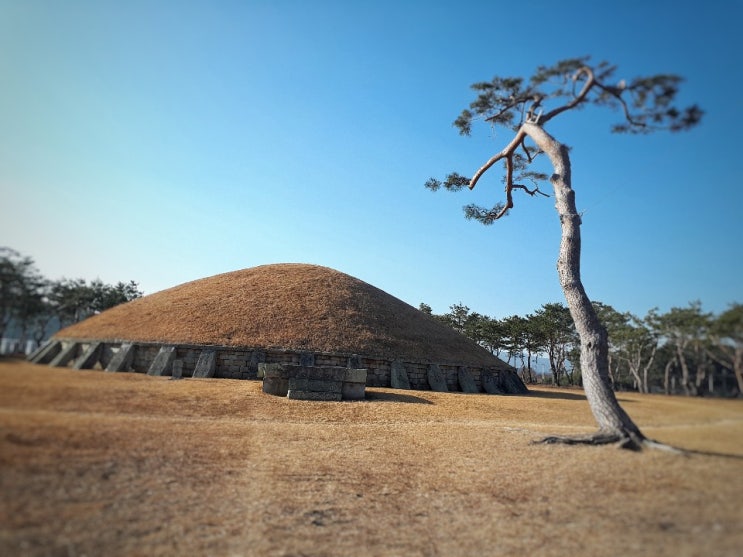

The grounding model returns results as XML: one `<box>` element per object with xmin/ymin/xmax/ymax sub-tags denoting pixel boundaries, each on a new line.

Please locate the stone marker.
<box><xmin>261</xmin><ymin>363</ymin><xmax>291</xmax><ymax>396</ymax></box>
<box><xmin>105</xmin><ymin>343</ymin><xmax>135</xmax><ymax>372</ymax></box>
<box><xmin>342</xmin><ymin>368</ymin><xmax>367</xmax><ymax>400</ymax></box>
<box><xmin>73</xmin><ymin>342</ymin><xmax>102</xmax><ymax>370</ymax></box>
<box><xmin>192</xmin><ymin>349</ymin><xmax>216</xmax><ymax>378</ymax></box>
<box><xmin>457</xmin><ymin>366</ymin><xmax>479</xmax><ymax>393</ymax></box>
<box><xmin>427</xmin><ymin>364</ymin><xmax>448</xmax><ymax>392</ymax></box>
<box><xmin>390</xmin><ymin>360</ymin><xmax>411</xmax><ymax>390</ymax></box>
<box><xmin>481</xmin><ymin>370</ymin><xmax>504</xmax><ymax>394</ymax></box>
<box><xmin>148</xmin><ymin>346</ymin><xmax>176</xmax><ymax>376</ymax></box>
<box><xmin>170</xmin><ymin>359</ymin><xmax>184</xmax><ymax>380</ymax></box>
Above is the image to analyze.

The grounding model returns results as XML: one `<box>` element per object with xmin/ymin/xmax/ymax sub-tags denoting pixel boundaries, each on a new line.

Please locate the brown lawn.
<box><xmin>1</xmin><ymin>358</ymin><xmax>741</xmax><ymax>557</ymax></box>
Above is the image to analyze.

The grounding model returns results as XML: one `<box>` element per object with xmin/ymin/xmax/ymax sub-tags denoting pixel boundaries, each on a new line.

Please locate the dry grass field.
<box><xmin>1</xmin><ymin>358</ymin><xmax>741</xmax><ymax>557</ymax></box>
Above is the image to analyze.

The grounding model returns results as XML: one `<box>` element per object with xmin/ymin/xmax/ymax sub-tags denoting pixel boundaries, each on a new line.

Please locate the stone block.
<box><xmin>344</xmin><ymin>368</ymin><xmax>367</xmax><ymax>383</ymax></box>
<box><xmin>342</xmin><ymin>381</ymin><xmax>366</xmax><ymax>400</ymax></box>
<box><xmin>263</xmin><ymin>377</ymin><xmax>289</xmax><ymax>396</ymax></box>
<box><xmin>105</xmin><ymin>343</ymin><xmax>135</xmax><ymax>372</ymax></box>
<box><xmin>458</xmin><ymin>366</ymin><xmax>479</xmax><ymax>393</ymax></box>
<box><xmin>308</xmin><ymin>379</ymin><xmax>342</xmax><ymax>393</ymax></box>
<box><xmin>259</xmin><ymin>363</ymin><xmax>294</xmax><ymax>379</ymax></box>
<box><xmin>390</xmin><ymin>360</ymin><xmax>411</xmax><ymax>390</ymax></box>
<box><xmin>427</xmin><ymin>364</ymin><xmax>448</xmax><ymax>392</ymax></box>
<box><xmin>288</xmin><ymin>377</ymin><xmax>309</xmax><ymax>391</ymax></box>
<box><xmin>310</xmin><ymin>366</ymin><xmax>346</xmax><ymax>381</ymax></box>
<box><xmin>193</xmin><ymin>349</ymin><xmax>217</xmax><ymax>378</ymax></box>
<box><xmin>501</xmin><ymin>369</ymin><xmax>529</xmax><ymax>394</ymax></box>
<box><xmin>347</xmin><ymin>354</ymin><xmax>362</xmax><ymax>369</ymax></box>
<box><xmin>171</xmin><ymin>360</ymin><xmax>184</xmax><ymax>380</ymax></box>
<box><xmin>28</xmin><ymin>340</ymin><xmax>62</xmax><ymax>364</ymax></box>
<box><xmin>50</xmin><ymin>342</ymin><xmax>80</xmax><ymax>368</ymax></box>
<box><xmin>299</xmin><ymin>352</ymin><xmax>315</xmax><ymax>366</ymax></box>
<box><xmin>481</xmin><ymin>370</ymin><xmax>504</xmax><ymax>394</ymax></box>
<box><xmin>73</xmin><ymin>342</ymin><xmax>102</xmax><ymax>370</ymax></box>
<box><xmin>287</xmin><ymin>390</ymin><xmax>342</xmax><ymax>401</ymax></box>
<box><xmin>148</xmin><ymin>346</ymin><xmax>176</xmax><ymax>376</ymax></box>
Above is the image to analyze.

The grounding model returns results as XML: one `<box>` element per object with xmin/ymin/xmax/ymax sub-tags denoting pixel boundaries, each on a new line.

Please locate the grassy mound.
<box><xmin>56</xmin><ymin>264</ymin><xmax>502</xmax><ymax>366</ymax></box>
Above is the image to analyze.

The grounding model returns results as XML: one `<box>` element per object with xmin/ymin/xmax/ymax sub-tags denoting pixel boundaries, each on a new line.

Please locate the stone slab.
<box><xmin>257</xmin><ymin>362</ymin><xmax>269</xmax><ymax>379</ymax></box>
<box><xmin>309</xmin><ymin>379</ymin><xmax>343</xmax><ymax>393</ymax></box>
<box><xmin>49</xmin><ymin>342</ymin><xmax>80</xmax><ymax>368</ymax></box>
<box><xmin>427</xmin><ymin>364</ymin><xmax>448</xmax><ymax>392</ymax></box>
<box><xmin>28</xmin><ymin>340</ymin><xmax>62</xmax><ymax>364</ymax></box>
<box><xmin>248</xmin><ymin>350</ymin><xmax>266</xmax><ymax>376</ymax></box>
<box><xmin>263</xmin><ymin>376</ymin><xmax>289</xmax><ymax>396</ymax></box>
<box><xmin>299</xmin><ymin>352</ymin><xmax>315</xmax><ymax>366</ymax></box>
<box><xmin>307</xmin><ymin>366</ymin><xmax>347</xmax><ymax>381</ymax></box>
<box><xmin>171</xmin><ymin>359</ymin><xmax>184</xmax><ymax>380</ymax></box>
<box><xmin>481</xmin><ymin>370</ymin><xmax>504</xmax><ymax>394</ymax></box>
<box><xmin>501</xmin><ymin>369</ymin><xmax>529</xmax><ymax>394</ymax></box>
<box><xmin>105</xmin><ymin>343</ymin><xmax>135</xmax><ymax>372</ymax></box>
<box><xmin>287</xmin><ymin>390</ymin><xmax>342</xmax><ymax>401</ymax></box>
<box><xmin>73</xmin><ymin>342</ymin><xmax>102</xmax><ymax>370</ymax></box>
<box><xmin>148</xmin><ymin>346</ymin><xmax>176</xmax><ymax>376</ymax></box>
<box><xmin>390</xmin><ymin>360</ymin><xmax>410</xmax><ymax>390</ymax></box>
<box><xmin>342</xmin><ymin>382</ymin><xmax>366</xmax><ymax>400</ymax></box>
<box><xmin>457</xmin><ymin>366</ymin><xmax>479</xmax><ymax>393</ymax></box>
<box><xmin>344</xmin><ymin>368</ymin><xmax>367</xmax><ymax>384</ymax></box>
<box><xmin>192</xmin><ymin>349</ymin><xmax>216</xmax><ymax>378</ymax></box>
<box><xmin>287</xmin><ymin>377</ymin><xmax>309</xmax><ymax>391</ymax></box>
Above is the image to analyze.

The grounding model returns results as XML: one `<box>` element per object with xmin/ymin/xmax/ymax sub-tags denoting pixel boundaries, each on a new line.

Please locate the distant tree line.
<box><xmin>419</xmin><ymin>300</ymin><xmax>743</xmax><ymax>398</ymax></box>
<box><xmin>0</xmin><ymin>247</ymin><xmax>143</xmax><ymax>351</ymax></box>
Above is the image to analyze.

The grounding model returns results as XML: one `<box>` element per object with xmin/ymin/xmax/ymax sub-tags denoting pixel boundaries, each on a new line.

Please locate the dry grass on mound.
<box><xmin>1</xmin><ymin>358</ymin><xmax>742</xmax><ymax>557</ymax></box>
<box><xmin>55</xmin><ymin>264</ymin><xmax>502</xmax><ymax>367</ymax></box>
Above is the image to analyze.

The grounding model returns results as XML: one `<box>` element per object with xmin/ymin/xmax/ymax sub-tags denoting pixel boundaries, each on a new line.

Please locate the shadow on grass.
<box><xmin>527</xmin><ymin>390</ymin><xmax>587</xmax><ymax>401</ymax></box>
<box><xmin>682</xmin><ymin>448</ymin><xmax>743</xmax><ymax>460</ymax></box>
<box><xmin>365</xmin><ymin>391</ymin><xmax>434</xmax><ymax>405</ymax></box>
<box><xmin>526</xmin><ymin>389</ymin><xmax>638</xmax><ymax>404</ymax></box>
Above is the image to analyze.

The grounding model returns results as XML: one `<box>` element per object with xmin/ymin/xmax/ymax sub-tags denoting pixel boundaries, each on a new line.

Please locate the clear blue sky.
<box><xmin>1</xmin><ymin>0</ymin><xmax>741</xmax><ymax>320</ymax></box>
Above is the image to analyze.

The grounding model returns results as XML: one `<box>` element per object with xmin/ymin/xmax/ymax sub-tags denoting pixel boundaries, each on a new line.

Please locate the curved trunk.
<box><xmin>523</xmin><ymin>123</ymin><xmax>645</xmax><ymax>444</ymax></box>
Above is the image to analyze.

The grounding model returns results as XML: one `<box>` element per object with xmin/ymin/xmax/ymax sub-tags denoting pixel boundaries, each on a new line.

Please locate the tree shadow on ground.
<box><xmin>527</xmin><ymin>390</ymin><xmax>587</xmax><ymax>401</ymax></box>
<box><xmin>681</xmin><ymin>448</ymin><xmax>743</xmax><ymax>460</ymax></box>
<box><xmin>364</xmin><ymin>391</ymin><xmax>434</xmax><ymax>405</ymax></box>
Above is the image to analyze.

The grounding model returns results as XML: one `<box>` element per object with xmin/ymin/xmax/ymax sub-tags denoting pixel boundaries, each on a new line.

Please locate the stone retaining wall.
<box><xmin>29</xmin><ymin>338</ymin><xmax>527</xmax><ymax>395</ymax></box>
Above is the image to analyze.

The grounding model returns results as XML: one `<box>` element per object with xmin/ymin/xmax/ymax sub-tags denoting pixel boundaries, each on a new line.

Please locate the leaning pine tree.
<box><xmin>426</xmin><ymin>57</ymin><xmax>702</xmax><ymax>451</ymax></box>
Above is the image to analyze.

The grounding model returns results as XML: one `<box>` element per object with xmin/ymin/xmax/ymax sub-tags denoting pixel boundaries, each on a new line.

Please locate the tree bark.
<box><xmin>523</xmin><ymin>123</ymin><xmax>646</xmax><ymax>449</ymax></box>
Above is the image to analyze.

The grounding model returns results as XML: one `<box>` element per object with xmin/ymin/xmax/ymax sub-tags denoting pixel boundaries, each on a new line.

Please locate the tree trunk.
<box><xmin>735</xmin><ymin>349</ymin><xmax>743</xmax><ymax>397</ymax></box>
<box><xmin>676</xmin><ymin>344</ymin><xmax>696</xmax><ymax>396</ymax></box>
<box><xmin>664</xmin><ymin>356</ymin><xmax>676</xmax><ymax>394</ymax></box>
<box><xmin>627</xmin><ymin>361</ymin><xmax>642</xmax><ymax>393</ymax></box>
<box><xmin>523</xmin><ymin>123</ymin><xmax>646</xmax><ymax>449</ymax></box>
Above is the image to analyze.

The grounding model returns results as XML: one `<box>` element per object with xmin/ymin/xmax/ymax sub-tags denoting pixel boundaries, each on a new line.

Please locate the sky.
<box><xmin>1</xmin><ymin>0</ymin><xmax>741</xmax><ymax>321</ymax></box>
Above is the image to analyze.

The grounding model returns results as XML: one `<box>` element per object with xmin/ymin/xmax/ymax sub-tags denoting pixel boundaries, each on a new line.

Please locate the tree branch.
<box><xmin>593</xmin><ymin>81</ymin><xmax>647</xmax><ymax>129</ymax></box>
<box><xmin>512</xmin><ymin>184</ymin><xmax>549</xmax><ymax>198</ymax></box>
<box><xmin>539</xmin><ymin>66</ymin><xmax>596</xmax><ymax>125</ymax></box>
<box><xmin>468</xmin><ymin>130</ymin><xmax>526</xmax><ymax>190</ymax></box>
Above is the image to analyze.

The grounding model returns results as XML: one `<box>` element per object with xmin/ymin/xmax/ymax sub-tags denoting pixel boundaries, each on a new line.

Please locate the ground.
<box><xmin>1</xmin><ymin>358</ymin><xmax>741</xmax><ymax>557</ymax></box>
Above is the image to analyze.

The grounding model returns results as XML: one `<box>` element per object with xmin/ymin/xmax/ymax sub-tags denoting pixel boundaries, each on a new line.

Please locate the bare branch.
<box><xmin>512</xmin><ymin>184</ymin><xmax>550</xmax><ymax>198</ymax></box>
<box><xmin>540</xmin><ymin>66</ymin><xmax>596</xmax><ymax>125</ymax></box>
<box><xmin>593</xmin><ymin>81</ymin><xmax>646</xmax><ymax>129</ymax></box>
<box><xmin>519</xmin><ymin>137</ymin><xmax>537</xmax><ymax>163</ymax></box>
<box><xmin>468</xmin><ymin>130</ymin><xmax>526</xmax><ymax>190</ymax></box>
